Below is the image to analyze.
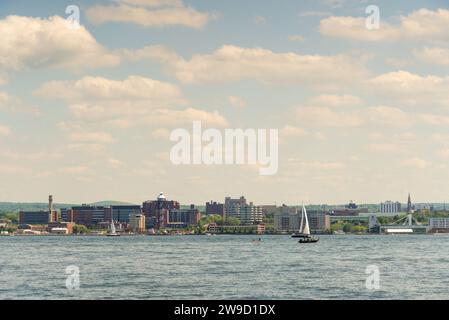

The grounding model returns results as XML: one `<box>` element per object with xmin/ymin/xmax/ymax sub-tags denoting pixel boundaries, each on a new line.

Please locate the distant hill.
<box><xmin>0</xmin><ymin>202</ymin><xmax>77</xmax><ymax>213</ymax></box>
<box><xmin>0</xmin><ymin>200</ymin><xmax>133</xmax><ymax>213</ymax></box>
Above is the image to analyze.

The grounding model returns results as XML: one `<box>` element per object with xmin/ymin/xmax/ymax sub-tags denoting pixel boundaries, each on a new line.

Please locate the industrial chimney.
<box><xmin>48</xmin><ymin>195</ymin><xmax>54</xmax><ymax>223</ymax></box>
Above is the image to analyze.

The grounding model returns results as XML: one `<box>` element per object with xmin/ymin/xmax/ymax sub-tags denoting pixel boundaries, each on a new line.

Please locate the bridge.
<box><xmin>375</xmin><ymin>212</ymin><xmax>428</xmax><ymax>234</ymax></box>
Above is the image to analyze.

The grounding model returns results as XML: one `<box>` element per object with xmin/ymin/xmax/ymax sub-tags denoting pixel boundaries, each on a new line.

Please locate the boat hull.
<box><xmin>298</xmin><ymin>237</ymin><xmax>319</xmax><ymax>243</ymax></box>
<box><xmin>292</xmin><ymin>233</ymin><xmax>313</xmax><ymax>238</ymax></box>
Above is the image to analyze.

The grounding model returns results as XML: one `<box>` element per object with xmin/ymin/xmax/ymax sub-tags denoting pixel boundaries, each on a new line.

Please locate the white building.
<box><xmin>429</xmin><ymin>218</ymin><xmax>449</xmax><ymax>232</ymax></box>
<box><xmin>129</xmin><ymin>213</ymin><xmax>146</xmax><ymax>233</ymax></box>
<box><xmin>380</xmin><ymin>201</ymin><xmax>401</xmax><ymax>213</ymax></box>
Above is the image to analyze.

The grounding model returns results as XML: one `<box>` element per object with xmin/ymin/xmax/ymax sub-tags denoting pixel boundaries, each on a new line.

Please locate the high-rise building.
<box><xmin>308</xmin><ymin>212</ymin><xmax>330</xmax><ymax>233</ymax></box>
<box><xmin>142</xmin><ymin>193</ymin><xmax>180</xmax><ymax>229</ymax></box>
<box><xmin>274</xmin><ymin>205</ymin><xmax>300</xmax><ymax>231</ymax></box>
<box><xmin>224</xmin><ymin>196</ymin><xmax>262</xmax><ymax>225</ymax></box>
<box><xmin>129</xmin><ymin>213</ymin><xmax>146</xmax><ymax>233</ymax></box>
<box><xmin>380</xmin><ymin>201</ymin><xmax>402</xmax><ymax>213</ymax></box>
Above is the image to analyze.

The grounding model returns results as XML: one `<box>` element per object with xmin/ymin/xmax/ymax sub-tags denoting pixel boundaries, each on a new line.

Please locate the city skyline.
<box><xmin>1</xmin><ymin>0</ymin><xmax>449</xmax><ymax>205</ymax></box>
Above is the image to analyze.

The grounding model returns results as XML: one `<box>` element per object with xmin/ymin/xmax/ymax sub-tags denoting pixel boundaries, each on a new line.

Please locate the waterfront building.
<box><xmin>167</xmin><ymin>205</ymin><xmax>201</xmax><ymax>228</ymax></box>
<box><xmin>142</xmin><ymin>193</ymin><xmax>180</xmax><ymax>229</ymax></box>
<box><xmin>429</xmin><ymin>218</ymin><xmax>449</xmax><ymax>233</ymax></box>
<box><xmin>48</xmin><ymin>221</ymin><xmax>74</xmax><ymax>234</ymax></box>
<box><xmin>274</xmin><ymin>205</ymin><xmax>300</xmax><ymax>232</ymax></box>
<box><xmin>19</xmin><ymin>211</ymin><xmax>57</xmax><ymax>225</ymax></box>
<box><xmin>380</xmin><ymin>201</ymin><xmax>402</xmax><ymax>213</ymax></box>
<box><xmin>308</xmin><ymin>212</ymin><xmax>330</xmax><ymax>233</ymax></box>
<box><xmin>70</xmin><ymin>205</ymin><xmax>106</xmax><ymax>227</ymax></box>
<box><xmin>224</xmin><ymin>196</ymin><xmax>263</xmax><ymax>225</ymax></box>
<box><xmin>129</xmin><ymin>213</ymin><xmax>146</xmax><ymax>233</ymax></box>
<box><xmin>205</xmin><ymin>201</ymin><xmax>225</xmax><ymax>222</ymax></box>
<box><xmin>60</xmin><ymin>208</ymin><xmax>74</xmax><ymax>223</ymax></box>
<box><xmin>0</xmin><ymin>219</ymin><xmax>11</xmax><ymax>228</ymax></box>
<box><xmin>105</xmin><ymin>205</ymin><xmax>142</xmax><ymax>223</ymax></box>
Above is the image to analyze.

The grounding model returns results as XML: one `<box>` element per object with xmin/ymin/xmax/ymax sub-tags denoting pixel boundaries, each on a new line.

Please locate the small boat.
<box><xmin>294</xmin><ymin>203</ymin><xmax>319</xmax><ymax>243</ymax></box>
<box><xmin>107</xmin><ymin>220</ymin><xmax>120</xmax><ymax>237</ymax></box>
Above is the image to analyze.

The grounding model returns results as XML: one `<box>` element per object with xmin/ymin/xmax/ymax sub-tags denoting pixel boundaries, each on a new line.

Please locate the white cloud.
<box><xmin>70</xmin><ymin>132</ymin><xmax>115</xmax><ymax>144</ymax></box>
<box><xmin>320</xmin><ymin>8</ymin><xmax>449</xmax><ymax>42</ymax></box>
<box><xmin>37</xmin><ymin>75</ymin><xmax>228</xmax><ymax>128</ymax></box>
<box><xmin>0</xmin><ymin>125</ymin><xmax>11</xmax><ymax>136</ymax></box>
<box><xmin>299</xmin><ymin>11</ymin><xmax>331</xmax><ymax>17</ymax></box>
<box><xmin>368</xmin><ymin>71</ymin><xmax>449</xmax><ymax>106</ymax></box>
<box><xmin>296</xmin><ymin>106</ymin><xmax>363</xmax><ymax>127</ymax></box>
<box><xmin>58</xmin><ymin>166</ymin><xmax>90</xmax><ymax>174</ymax></box>
<box><xmin>287</xmin><ymin>158</ymin><xmax>344</xmax><ymax>170</ymax></box>
<box><xmin>228</xmin><ymin>96</ymin><xmax>246</xmax><ymax>108</ymax></box>
<box><xmin>132</xmin><ymin>45</ymin><xmax>368</xmax><ymax>86</ymax></box>
<box><xmin>280</xmin><ymin>125</ymin><xmax>307</xmax><ymax>138</ymax></box>
<box><xmin>306</xmin><ymin>94</ymin><xmax>362</xmax><ymax>108</ymax></box>
<box><xmin>86</xmin><ymin>0</ymin><xmax>214</xmax><ymax>28</ymax></box>
<box><xmin>295</xmin><ymin>104</ymin><xmax>449</xmax><ymax>128</ymax></box>
<box><xmin>0</xmin><ymin>91</ymin><xmax>40</xmax><ymax>115</ymax></box>
<box><xmin>253</xmin><ymin>15</ymin><xmax>266</xmax><ymax>25</ymax></box>
<box><xmin>108</xmin><ymin>158</ymin><xmax>124</xmax><ymax>168</ymax></box>
<box><xmin>288</xmin><ymin>35</ymin><xmax>305</xmax><ymax>42</ymax></box>
<box><xmin>413</xmin><ymin>47</ymin><xmax>449</xmax><ymax>66</ymax></box>
<box><xmin>400</xmin><ymin>157</ymin><xmax>430</xmax><ymax>169</ymax></box>
<box><xmin>0</xmin><ymin>15</ymin><xmax>119</xmax><ymax>76</ymax></box>
<box><xmin>36</xmin><ymin>75</ymin><xmax>183</xmax><ymax>104</ymax></box>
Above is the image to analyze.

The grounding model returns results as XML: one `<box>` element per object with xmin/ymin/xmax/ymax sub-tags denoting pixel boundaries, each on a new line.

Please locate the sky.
<box><xmin>1</xmin><ymin>0</ymin><xmax>449</xmax><ymax>205</ymax></box>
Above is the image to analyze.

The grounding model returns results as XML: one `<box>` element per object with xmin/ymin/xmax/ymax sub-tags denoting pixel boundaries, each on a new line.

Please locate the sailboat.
<box><xmin>291</xmin><ymin>203</ymin><xmax>319</xmax><ymax>243</ymax></box>
<box><xmin>107</xmin><ymin>220</ymin><xmax>120</xmax><ymax>237</ymax></box>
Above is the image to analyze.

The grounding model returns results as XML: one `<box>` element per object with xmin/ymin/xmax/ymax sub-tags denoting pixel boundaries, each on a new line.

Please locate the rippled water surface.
<box><xmin>1</xmin><ymin>234</ymin><xmax>449</xmax><ymax>299</ymax></box>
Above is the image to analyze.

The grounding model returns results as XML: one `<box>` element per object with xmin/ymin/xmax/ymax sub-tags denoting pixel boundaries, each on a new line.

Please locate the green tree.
<box><xmin>73</xmin><ymin>224</ymin><xmax>89</xmax><ymax>234</ymax></box>
<box><xmin>343</xmin><ymin>223</ymin><xmax>353</xmax><ymax>233</ymax></box>
<box><xmin>225</xmin><ymin>216</ymin><xmax>240</xmax><ymax>226</ymax></box>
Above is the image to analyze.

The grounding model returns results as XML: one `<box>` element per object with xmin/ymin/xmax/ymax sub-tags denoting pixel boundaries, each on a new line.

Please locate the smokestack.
<box><xmin>49</xmin><ymin>195</ymin><xmax>53</xmax><ymax>222</ymax></box>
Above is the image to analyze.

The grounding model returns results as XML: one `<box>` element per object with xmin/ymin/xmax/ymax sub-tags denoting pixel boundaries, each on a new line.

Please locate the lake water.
<box><xmin>1</xmin><ymin>234</ymin><xmax>448</xmax><ymax>300</ymax></box>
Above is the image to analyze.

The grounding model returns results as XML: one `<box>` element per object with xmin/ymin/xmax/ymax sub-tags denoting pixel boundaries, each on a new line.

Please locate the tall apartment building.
<box><xmin>274</xmin><ymin>205</ymin><xmax>300</xmax><ymax>232</ymax></box>
<box><xmin>380</xmin><ymin>201</ymin><xmax>402</xmax><ymax>213</ymax></box>
<box><xmin>224</xmin><ymin>196</ymin><xmax>263</xmax><ymax>225</ymax></box>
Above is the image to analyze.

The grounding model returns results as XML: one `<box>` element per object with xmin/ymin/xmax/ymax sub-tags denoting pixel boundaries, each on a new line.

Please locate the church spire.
<box><xmin>407</xmin><ymin>193</ymin><xmax>412</xmax><ymax>213</ymax></box>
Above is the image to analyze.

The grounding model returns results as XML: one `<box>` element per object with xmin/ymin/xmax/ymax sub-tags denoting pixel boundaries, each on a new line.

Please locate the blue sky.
<box><xmin>1</xmin><ymin>0</ymin><xmax>449</xmax><ymax>205</ymax></box>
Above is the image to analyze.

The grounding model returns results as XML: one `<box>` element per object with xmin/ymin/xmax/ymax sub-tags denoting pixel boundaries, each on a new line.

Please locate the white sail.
<box><xmin>302</xmin><ymin>204</ymin><xmax>310</xmax><ymax>235</ymax></box>
<box><xmin>299</xmin><ymin>204</ymin><xmax>305</xmax><ymax>233</ymax></box>
<box><xmin>111</xmin><ymin>221</ymin><xmax>116</xmax><ymax>234</ymax></box>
